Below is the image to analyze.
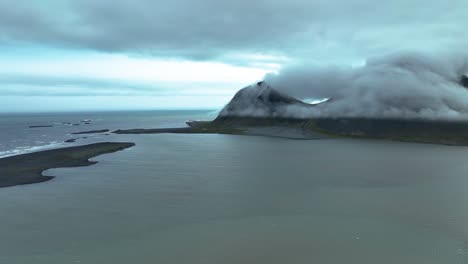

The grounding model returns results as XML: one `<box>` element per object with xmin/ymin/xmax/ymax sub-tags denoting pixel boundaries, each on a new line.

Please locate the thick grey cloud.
<box><xmin>260</xmin><ymin>51</ymin><xmax>468</xmax><ymax>119</ymax></box>
<box><xmin>219</xmin><ymin>52</ymin><xmax>468</xmax><ymax>120</ymax></box>
<box><xmin>1</xmin><ymin>0</ymin><xmax>467</xmax><ymax>62</ymax></box>
<box><xmin>2</xmin><ymin>0</ymin><xmax>468</xmax><ymax>112</ymax></box>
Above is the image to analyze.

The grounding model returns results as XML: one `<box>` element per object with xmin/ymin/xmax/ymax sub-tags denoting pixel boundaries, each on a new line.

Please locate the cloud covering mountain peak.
<box><xmin>221</xmin><ymin>52</ymin><xmax>468</xmax><ymax>120</ymax></box>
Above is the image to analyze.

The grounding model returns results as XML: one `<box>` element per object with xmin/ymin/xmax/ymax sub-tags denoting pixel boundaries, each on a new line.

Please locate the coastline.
<box><xmin>113</xmin><ymin>126</ymin><xmax>331</xmax><ymax>140</ymax></box>
<box><xmin>4</xmin><ymin>115</ymin><xmax>468</xmax><ymax>189</ymax></box>
<box><xmin>113</xmin><ymin>118</ymin><xmax>332</xmax><ymax>140</ymax></box>
<box><xmin>114</xmin><ymin>116</ymin><xmax>468</xmax><ymax>145</ymax></box>
<box><xmin>0</xmin><ymin>142</ymin><xmax>135</xmax><ymax>188</ymax></box>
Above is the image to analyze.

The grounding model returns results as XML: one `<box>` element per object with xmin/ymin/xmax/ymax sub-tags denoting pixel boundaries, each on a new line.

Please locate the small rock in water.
<box><xmin>65</xmin><ymin>139</ymin><xmax>77</xmax><ymax>143</ymax></box>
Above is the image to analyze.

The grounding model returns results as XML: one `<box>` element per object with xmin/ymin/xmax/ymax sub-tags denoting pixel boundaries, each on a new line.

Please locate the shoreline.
<box><xmin>113</xmin><ymin>116</ymin><xmax>468</xmax><ymax>145</ymax></box>
<box><xmin>0</xmin><ymin>142</ymin><xmax>135</xmax><ymax>188</ymax></box>
<box><xmin>113</xmin><ymin>126</ymin><xmax>331</xmax><ymax>140</ymax></box>
<box><xmin>4</xmin><ymin>115</ymin><xmax>468</xmax><ymax>189</ymax></box>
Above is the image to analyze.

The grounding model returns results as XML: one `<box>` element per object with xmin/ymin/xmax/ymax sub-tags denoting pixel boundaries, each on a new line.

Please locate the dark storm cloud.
<box><xmin>1</xmin><ymin>0</ymin><xmax>467</xmax><ymax>61</ymax></box>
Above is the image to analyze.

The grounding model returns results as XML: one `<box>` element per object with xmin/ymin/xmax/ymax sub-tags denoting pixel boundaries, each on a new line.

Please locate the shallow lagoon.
<box><xmin>1</xmin><ymin>114</ymin><xmax>468</xmax><ymax>263</ymax></box>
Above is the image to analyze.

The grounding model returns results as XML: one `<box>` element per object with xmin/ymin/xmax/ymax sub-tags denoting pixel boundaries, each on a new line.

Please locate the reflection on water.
<box><xmin>0</xmin><ymin>134</ymin><xmax>468</xmax><ymax>263</ymax></box>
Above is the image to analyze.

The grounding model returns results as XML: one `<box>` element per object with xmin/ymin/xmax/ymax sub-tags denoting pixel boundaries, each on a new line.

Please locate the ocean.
<box><xmin>0</xmin><ymin>110</ymin><xmax>468</xmax><ymax>263</ymax></box>
<box><xmin>0</xmin><ymin>110</ymin><xmax>217</xmax><ymax>157</ymax></box>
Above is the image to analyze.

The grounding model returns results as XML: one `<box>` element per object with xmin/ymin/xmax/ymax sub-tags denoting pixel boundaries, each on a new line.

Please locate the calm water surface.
<box><xmin>0</xmin><ymin>110</ymin><xmax>215</xmax><ymax>157</ymax></box>
<box><xmin>0</xmin><ymin>111</ymin><xmax>467</xmax><ymax>263</ymax></box>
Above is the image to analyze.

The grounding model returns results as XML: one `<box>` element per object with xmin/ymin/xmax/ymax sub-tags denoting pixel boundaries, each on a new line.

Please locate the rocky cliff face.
<box><xmin>460</xmin><ymin>74</ymin><xmax>468</xmax><ymax>88</ymax></box>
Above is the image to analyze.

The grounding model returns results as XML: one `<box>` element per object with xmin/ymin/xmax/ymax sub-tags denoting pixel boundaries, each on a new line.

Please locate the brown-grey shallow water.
<box><xmin>0</xmin><ymin>131</ymin><xmax>468</xmax><ymax>263</ymax></box>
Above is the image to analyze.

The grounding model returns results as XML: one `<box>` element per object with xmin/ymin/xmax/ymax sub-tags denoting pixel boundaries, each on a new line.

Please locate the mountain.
<box><xmin>461</xmin><ymin>74</ymin><xmax>468</xmax><ymax>88</ymax></box>
<box><xmin>120</xmin><ymin>75</ymin><xmax>468</xmax><ymax>145</ymax></box>
<box><xmin>205</xmin><ymin>77</ymin><xmax>468</xmax><ymax>145</ymax></box>
<box><xmin>218</xmin><ymin>81</ymin><xmax>318</xmax><ymax>118</ymax></box>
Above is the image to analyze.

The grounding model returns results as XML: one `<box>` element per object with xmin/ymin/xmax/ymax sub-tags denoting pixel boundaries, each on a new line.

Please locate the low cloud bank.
<box><xmin>261</xmin><ymin>52</ymin><xmax>468</xmax><ymax>119</ymax></box>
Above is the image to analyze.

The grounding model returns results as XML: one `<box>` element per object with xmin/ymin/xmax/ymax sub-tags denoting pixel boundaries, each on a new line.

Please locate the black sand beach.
<box><xmin>0</xmin><ymin>142</ymin><xmax>135</xmax><ymax>188</ymax></box>
<box><xmin>113</xmin><ymin>117</ymin><xmax>468</xmax><ymax>145</ymax></box>
<box><xmin>114</xmin><ymin>126</ymin><xmax>329</xmax><ymax>140</ymax></box>
<box><xmin>72</xmin><ymin>129</ymin><xmax>111</xmax><ymax>134</ymax></box>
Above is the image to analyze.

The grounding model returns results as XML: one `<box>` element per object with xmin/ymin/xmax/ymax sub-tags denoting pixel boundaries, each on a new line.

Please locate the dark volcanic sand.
<box><xmin>114</xmin><ymin>127</ymin><xmax>197</xmax><ymax>134</ymax></box>
<box><xmin>115</xmin><ymin>118</ymin><xmax>468</xmax><ymax>145</ymax></box>
<box><xmin>0</xmin><ymin>142</ymin><xmax>135</xmax><ymax>188</ymax></box>
<box><xmin>72</xmin><ymin>129</ymin><xmax>111</xmax><ymax>135</ymax></box>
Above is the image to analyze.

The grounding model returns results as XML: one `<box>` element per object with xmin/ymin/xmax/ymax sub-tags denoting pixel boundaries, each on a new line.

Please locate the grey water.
<box><xmin>1</xmin><ymin>111</ymin><xmax>468</xmax><ymax>263</ymax></box>
<box><xmin>0</xmin><ymin>110</ymin><xmax>216</xmax><ymax>157</ymax></box>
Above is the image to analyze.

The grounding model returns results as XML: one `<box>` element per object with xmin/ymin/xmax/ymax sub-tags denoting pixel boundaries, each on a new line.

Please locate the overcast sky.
<box><xmin>1</xmin><ymin>0</ymin><xmax>467</xmax><ymax>112</ymax></box>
